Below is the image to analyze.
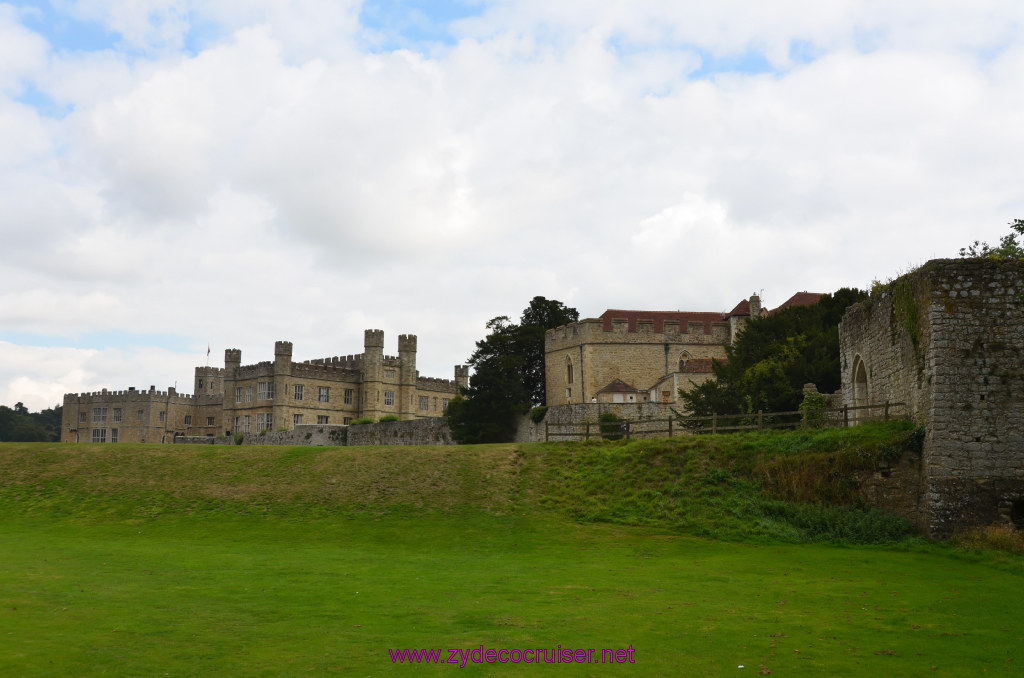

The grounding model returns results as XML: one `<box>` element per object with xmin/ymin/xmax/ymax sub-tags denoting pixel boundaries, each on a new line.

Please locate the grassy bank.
<box><xmin>2</xmin><ymin>423</ymin><xmax>1023</xmax><ymax>676</ymax></box>
<box><xmin>0</xmin><ymin>422</ymin><xmax>921</xmax><ymax>543</ymax></box>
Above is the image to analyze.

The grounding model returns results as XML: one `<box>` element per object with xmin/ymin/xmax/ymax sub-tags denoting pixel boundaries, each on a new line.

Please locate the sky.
<box><xmin>2</xmin><ymin>0</ymin><xmax>1023</xmax><ymax>411</ymax></box>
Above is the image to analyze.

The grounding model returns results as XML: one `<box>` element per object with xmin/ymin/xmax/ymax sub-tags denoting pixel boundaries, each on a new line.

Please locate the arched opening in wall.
<box><xmin>678</xmin><ymin>351</ymin><xmax>693</xmax><ymax>371</ymax></box>
<box><xmin>565</xmin><ymin>357</ymin><xmax>574</xmax><ymax>401</ymax></box>
<box><xmin>852</xmin><ymin>356</ymin><xmax>869</xmax><ymax>423</ymax></box>
<box><xmin>1011</xmin><ymin>500</ymin><xmax>1024</xmax><ymax>528</ymax></box>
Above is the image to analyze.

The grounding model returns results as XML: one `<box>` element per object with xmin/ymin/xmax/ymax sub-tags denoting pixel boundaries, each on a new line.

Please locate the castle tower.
<box><xmin>272</xmin><ymin>341</ymin><xmax>293</xmax><ymax>429</ymax></box>
<box><xmin>455</xmin><ymin>365</ymin><xmax>469</xmax><ymax>392</ymax></box>
<box><xmin>397</xmin><ymin>334</ymin><xmax>417</xmax><ymax>419</ymax></box>
<box><xmin>223</xmin><ymin>349</ymin><xmax>242</xmax><ymax>435</ymax></box>
<box><xmin>361</xmin><ymin>330</ymin><xmax>385</xmax><ymax>420</ymax></box>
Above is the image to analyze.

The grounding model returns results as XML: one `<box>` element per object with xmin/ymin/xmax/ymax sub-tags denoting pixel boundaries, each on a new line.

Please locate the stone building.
<box><xmin>545</xmin><ymin>292</ymin><xmax>821</xmax><ymax>406</ymax></box>
<box><xmin>839</xmin><ymin>258</ymin><xmax>1024</xmax><ymax>536</ymax></box>
<box><xmin>62</xmin><ymin>330</ymin><xmax>467</xmax><ymax>443</ymax></box>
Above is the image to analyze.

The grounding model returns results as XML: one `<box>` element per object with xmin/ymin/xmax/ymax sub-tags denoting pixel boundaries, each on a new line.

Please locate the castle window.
<box><xmin>419</xmin><ymin>396</ymin><xmax>429</xmax><ymax>410</ymax></box>
<box><xmin>198</xmin><ymin>378</ymin><xmax>204</xmax><ymax>389</ymax></box>
<box><xmin>245</xmin><ymin>386</ymin><xmax>252</xmax><ymax>403</ymax></box>
<box><xmin>257</xmin><ymin>381</ymin><xmax>275</xmax><ymax>400</ymax></box>
<box><xmin>385</xmin><ymin>390</ymin><xmax>395</xmax><ymax>406</ymax></box>
<box><xmin>159</xmin><ymin>411</ymin><xmax>166</xmax><ymax>423</ymax></box>
<box><xmin>256</xmin><ymin>413</ymin><xmax>266</xmax><ymax>431</ymax></box>
<box><xmin>206</xmin><ymin>416</ymin><xmax>215</xmax><ymax>426</ymax></box>
<box><xmin>566</xmin><ymin>388</ymin><xmax>572</xmax><ymax>399</ymax></box>
<box><xmin>343</xmin><ymin>417</ymin><xmax>352</xmax><ymax>425</ymax></box>
<box><xmin>318</xmin><ymin>415</ymin><xmax>329</xmax><ymax>424</ymax></box>
<box><xmin>293</xmin><ymin>414</ymin><xmax>303</xmax><ymax>426</ymax></box>
<box><xmin>137</xmin><ymin>409</ymin><xmax>144</xmax><ymax>421</ymax></box>
<box><xmin>294</xmin><ymin>384</ymin><xmax>304</xmax><ymax>400</ymax></box>
<box><xmin>433</xmin><ymin>397</ymin><xmax>438</xmax><ymax>411</ymax></box>
<box><xmin>185</xmin><ymin>415</ymin><xmax>192</xmax><ymax>426</ymax></box>
<box><xmin>566</xmin><ymin>357</ymin><xmax>574</xmax><ymax>384</ymax></box>
<box><xmin>92</xmin><ymin>407</ymin><xmax>107</xmax><ymax>423</ymax></box>
<box><xmin>319</xmin><ymin>387</ymin><xmax>330</xmax><ymax>402</ymax></box>
<box><xmin>113</xmin><ymin>408</ymin><xmax>122</xmax><ymax>423</ymax></box>
<box><xmin>385</xmin><ymin>369</ymin><xmax>395</xmax><ymax>379</ymax></box>
<box><xmin>91</xmin><ymin>428</ymin><xmax>106</xmax><ymax>443</ymax></box>
<box><xmin>234</xmin><ymin>416</ymin><xmax>240</xmax><ymax>432</ymax></box>
<box><xmin>235</xmin><ymin>387</ymin><xmax>242</xmax><ymax>403</ymax></box>
<box><xmin>244</xmin><ymin>415</ymin><xmax>251</xmax><ymax>433</ymax></box>
<box><xmin>79</xmin><ymin>411</ymin><xmax>87</xmax><ymax>423</ymax></box>
<box><xmin>679</xmin><ymin>351</ymin><xmax>692</xmax><ymax>371</ymax></box>
<box><xmin>442</xmin><ymin>398</ymin><xmax>449</xmax><ymax>412</ymax></box>
<box><xmin>110</xmin><ymin>428</ymin><xmax>118</xmax><ymax>443</ymax></box>
<box><xmin>344</xmin><ymin>388</ymin><xmax>353</xmax><ymax>404</ymax></box>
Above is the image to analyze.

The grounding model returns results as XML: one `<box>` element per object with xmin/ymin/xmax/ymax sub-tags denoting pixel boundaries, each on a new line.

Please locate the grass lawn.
<box><xmin>0</xmin><ymin>429</ymin><xmax>1022</xmax><ymax>676</ymax></box>
<box><xmin>1</xmin><ymin>511</ymin><xmax>1021</xmax><ymax>676</ymax></box>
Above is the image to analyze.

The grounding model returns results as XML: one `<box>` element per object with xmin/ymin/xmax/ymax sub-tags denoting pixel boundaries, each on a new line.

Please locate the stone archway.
<box><xmin>852</xmin><ymin>355</ymin><xmax>869</xmax><ymax>421</ymax></box>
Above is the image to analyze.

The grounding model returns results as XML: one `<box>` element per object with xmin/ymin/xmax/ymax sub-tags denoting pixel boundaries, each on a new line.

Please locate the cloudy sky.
<box><xmin>2</xmin><ymin>0</ymin><xmax>1022</xmax><ymax>411</ymax></box>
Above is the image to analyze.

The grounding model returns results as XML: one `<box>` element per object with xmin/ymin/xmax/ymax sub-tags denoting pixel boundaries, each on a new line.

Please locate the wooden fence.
<box><xmin>542</xmin><ymin>401</ymin><xmax>906</xmax><ymax>442</ymax></box>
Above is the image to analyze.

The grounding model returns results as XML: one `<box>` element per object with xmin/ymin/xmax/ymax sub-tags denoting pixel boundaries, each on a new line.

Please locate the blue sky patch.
<box><xmin>358</xmin><ymin>0</ymin><xmax>486</xmax><ymax>51</ymax></box>
<box><xmin>0</xmin><ymin>330</ymin><xmax>200</xmax><ymax>355</ymax></box>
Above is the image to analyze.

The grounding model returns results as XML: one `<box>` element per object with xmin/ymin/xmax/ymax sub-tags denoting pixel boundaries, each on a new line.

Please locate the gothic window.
<box><xmin>678</xmin><ymin>351</ymin><xmax>693</xmax><ymax>371</ymax></box>
<box><xmin>566</xmin><ymin>357</ymin><xmax>574</xmax><ymax>384</ymax></box>
<box><xmin>384</xmin><ymin>391</ymin><xmax>395</xmax><ymax>406</ymax></box>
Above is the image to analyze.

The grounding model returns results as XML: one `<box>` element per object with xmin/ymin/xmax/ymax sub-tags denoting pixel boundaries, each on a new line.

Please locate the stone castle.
<box><xmin>545</xmin><ymin>292</ymin><xmax>822</xmax><ymax>406</ymax></box>
<box><xmin>839</xmin><ymin>257</ymin><xmax>1024</xmax><ymax>537</ymax></box>
<box><xmin>62</xmin><ymin>330</ymin><xmax>468</xmax><ymax>443</ymax></box>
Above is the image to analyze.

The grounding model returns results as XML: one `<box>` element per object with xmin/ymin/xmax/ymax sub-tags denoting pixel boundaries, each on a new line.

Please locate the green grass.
<box><xmin>1</xmin><ymin>423</ymin><xmax>1022</xmax><ymax>676</ymax></box>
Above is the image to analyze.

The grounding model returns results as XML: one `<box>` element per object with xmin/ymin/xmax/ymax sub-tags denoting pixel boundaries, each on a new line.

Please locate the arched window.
<box><xmin>678</xmin><ymin>351</ymin><xmax>693</xmax><ymax>371</ymax></box>
<box><xmin>566</xmin><ymin>357</ymin><xmax>574</xmax><ymax>384</ymax></box>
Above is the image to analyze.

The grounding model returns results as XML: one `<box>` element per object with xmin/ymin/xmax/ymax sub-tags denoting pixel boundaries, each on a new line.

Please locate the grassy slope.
<box><xmin>0</xmin><ymin>421</ymin><xmax>921</xmax><ymax>543</ymax></box>
<box><xmin>2</xmin><ymin>423</ymin><xmax>1023</xmax><ymax>676</ymax></box>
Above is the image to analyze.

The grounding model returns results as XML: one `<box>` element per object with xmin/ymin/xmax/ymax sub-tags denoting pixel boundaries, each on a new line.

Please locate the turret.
<box><xmin>225</xmin><ymin>349</ymin><xmax>242</xmax><ymax>374</ymax></box>
<box><xmin>455</xmin><ymin>365</ymin><xmax>469</xmax><ymax>391</ymax></box>
<box><xmin>364</xmin><ymin>329</ymin><xmax>384</xmax><ymax>352</ymax></box>
<box><xmin>274</xmin><ymin>341</ymin><xmax>293</xmax><ymax>374</ymax></box>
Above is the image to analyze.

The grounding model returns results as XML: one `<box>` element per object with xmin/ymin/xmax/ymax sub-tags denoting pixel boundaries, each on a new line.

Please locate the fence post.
<box><xmin>545</xmin><ymin>420</ymin><xmax>549</xmax><ymax>442</ymax></box>
<box><xmin>758</xmin><ymin>410</ymin><xmax>763</xmax><ymax>432</ymax></box>
<box><xmin>884</xmin><ymin>401</ymin><xmax>890</xmax><ymax>422</ymax></box>
<box><xmin>712</xmin><ymin>412</ymin><xmax>717</xmax><ymax>435</ymax></box>
<box><xmin>843</xmin><ymin>404</ymin><xmax>849</xmax><ymax>428</ymax></box>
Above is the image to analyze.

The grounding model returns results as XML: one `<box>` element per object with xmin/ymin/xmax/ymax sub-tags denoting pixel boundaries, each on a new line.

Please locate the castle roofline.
<box><xmin>599</xmin><ymin>309</ymin><xmax>727</xmax><ymax>333</ymax></box>
<box><xmin>767</xmin><ymin>291</ymin><xmax>824</xmax><ymax>315</ymax></box>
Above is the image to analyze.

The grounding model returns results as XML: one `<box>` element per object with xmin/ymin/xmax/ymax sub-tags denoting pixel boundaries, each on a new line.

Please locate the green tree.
<box><xmin>447</xmin><ymin>297</ymin><xmax>578</xmax><ymax>443</ymax></box>
<box><xmin>678</xmin><ymin>288</ymin><xmax>867</xmax><ymax>416</ymax></box>
<box><xmin>960</xmin><ymin>219</ymin><xmax>1024</xmax><ymax>259</ymax></box>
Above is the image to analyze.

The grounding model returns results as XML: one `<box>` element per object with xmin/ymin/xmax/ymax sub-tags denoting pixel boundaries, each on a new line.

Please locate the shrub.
<box><xmin>351</xmin><ymin>417</ymin><xmax>375</xmax><ymax>425</ymax></box>
<box><xmin>599</xmin><ymin>412</ymin><xmax>625</xmax><ymax>441</ymax></box>
<box><xmin>234</xmin><ymin>433</ymin><xmax>244</xmax><ymax>445</ymax></box>
<box><xmin>379</xmin><ymin>415</ymin><xmax>400</xmax><ymax>422</ymax></box>
<box><xmin>952</xmin><ymin>524</ymin><xmax>1024</xmax><ymax>554</ymax></box>
<box><xmin>529</xmin><ymin>406</ymin><xmax>549</xmax><ymax>423</ymax></box>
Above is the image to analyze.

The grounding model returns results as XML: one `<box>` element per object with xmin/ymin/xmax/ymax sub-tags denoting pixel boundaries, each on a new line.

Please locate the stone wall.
<box><xmin>840</xmin><ymin>258</ymin><xmax>1024</xmax><ymax>536</ymax></box>
<box><xmin>515</xmin><ymin>403</ymin><xmax>688</xmax><ymax>443</ymax></box>
<box><xmin>228</xmin><ymin>419</ymin><xmax>455</xmax><ymax>447</ymax></box>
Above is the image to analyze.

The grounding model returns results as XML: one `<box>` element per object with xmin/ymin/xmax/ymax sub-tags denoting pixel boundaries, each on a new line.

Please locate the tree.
<box><xmin>678</xmin><ymin>288</ymin><xmax>867</xmax><ymax>416</ymax></box>
<box><xmin>447</xmin><ymin>297</ymin><xmax>579</xmax><ymax>443</ymax></box>
<box><xmin>960</xmin><ymin>219</ymin><xmax>1024</xmax><ymax>259</ymax></box>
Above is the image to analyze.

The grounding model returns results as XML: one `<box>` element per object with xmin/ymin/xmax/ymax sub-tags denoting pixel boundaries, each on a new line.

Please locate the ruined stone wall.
<box><xmin>840</xmin><ymin>258</ymin><xmax>1024</xmax><ymax>535</ymax></box>
<box><xmin>545</xmin><ymin>319</ymin><xmax>729</xmax><ymax>405</ymax></box>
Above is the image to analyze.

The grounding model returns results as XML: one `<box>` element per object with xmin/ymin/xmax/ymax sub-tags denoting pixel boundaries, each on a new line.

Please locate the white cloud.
<box><xmin>2</xmin><ymin>1</ymin><xmax>1024</xmax><ymax>409</ymax></box>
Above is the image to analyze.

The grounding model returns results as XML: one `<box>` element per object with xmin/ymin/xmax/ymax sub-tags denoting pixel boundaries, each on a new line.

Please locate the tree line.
<box><xmin>0</xmin><ymin>402</ymin><xmax>62</xmax><ymax>442</ymax></box>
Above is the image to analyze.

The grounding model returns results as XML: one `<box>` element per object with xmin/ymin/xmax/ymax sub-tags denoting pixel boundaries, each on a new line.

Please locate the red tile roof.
<box><xmin>768</xmin><ymin>291</ymin><xmax>823</xmax><ymax>315</ymax></box>
<box><xmin>596</xmin><ymin>378</ymin><xmax>638</xmax><ymax>394</ymax></box>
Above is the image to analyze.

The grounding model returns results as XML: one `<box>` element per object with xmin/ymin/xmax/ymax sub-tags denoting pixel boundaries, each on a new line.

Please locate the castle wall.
<box><xmin>840</xmin><ymin>258</ymin><xmax>1024</xmax><ymax>536</ymax></box>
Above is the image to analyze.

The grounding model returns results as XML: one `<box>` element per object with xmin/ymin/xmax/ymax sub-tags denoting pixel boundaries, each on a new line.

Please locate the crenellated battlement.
<box><xmin>304</xmin><ymin>354</ymin><xmax>365</xmax><ymax>370</ymax></box>
<box><xmin>234</xmin><ymin>361</ymin><xmax>274</xmax><ymax>379</ymax></box>
<box><xmin>546</xmin><ymin>317</ymin><xmax>732</xmax><ymax>351</ymax></box>
<box><xmin>291</xmin><ymin>361</ymin><xmax>362</xmax><ymax>381</ymax></box>
<box><xmin>416</xmin><ymin>376</ymin><xmax>461</xmax><ymax>392</ymax></box>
